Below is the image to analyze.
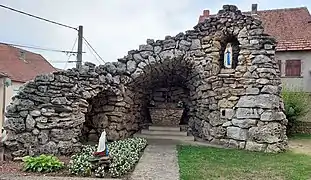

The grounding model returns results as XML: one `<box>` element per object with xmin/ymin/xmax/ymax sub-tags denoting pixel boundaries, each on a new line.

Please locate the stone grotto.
<box><xmin>3</xmin><ymin>5</ymin><xmax>288</xmax><ymax>158</ymax></box>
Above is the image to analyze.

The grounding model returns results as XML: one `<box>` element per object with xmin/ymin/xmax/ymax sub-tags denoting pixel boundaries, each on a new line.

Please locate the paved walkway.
<box><xmin>130</xmin><ymin>139</ymin><xmax>180</xmax><ymax>180</ymax></box>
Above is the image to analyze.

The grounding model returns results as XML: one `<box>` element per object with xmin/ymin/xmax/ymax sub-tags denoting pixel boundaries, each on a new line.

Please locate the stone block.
<box><xmin>236</xmin><ymin>108</ymin><xmax>260</xmax><ymax>119</ymax></box>
<box><xmin>245</xmin><ymin>141</ymin><xmax>267</xmax><ymax>151</ymax></box>
<box><xmin>190</xmin><ymin>39</ymin><xmax>201</xmax><ymax>50</ymax></box>
<box><xmin>261</xmin><ymin>85</ymin><xmax>279</xmax><ymax>94</ymax></box>
<box><xmin>245</xmin><ymin>87</ymin><xmax>259</xmax><ymax>95</ymax></box>
<box><xmin>227</xmin><ymin>127</ymin><xmax>248</xmax><ymax>140</ymax></box>
<box><xmin>249</xmin><ymin>122</ymin><xmax>285</xmax><ymax>143</ymax></box>
<box><xmin>232</xmin><ymin>119</ymin><xmax>257</xmax><ymax>128</ymax></box>
<box><xmin>236</xmin><ymin>95</ymin><xmax>279</xmax><ymax>109</ymax></box>
<box><xmin>26</xmin><ymin>115</ymin><xmax>36</xmax><ymax>131</ymax></box>
<box><xmin>260</xmin><ymin>111</ymin><xmax>286</xmax><ymax>121</ymax></box>
<box><xmin>220</xmin><ymin>109</ymin><xmax>235</xmax><ymax>119</ymax></box>
<box><xmin>222</xmin><ymin>121</ymin><xmax>232</xmax><ymax>127</ymax></box>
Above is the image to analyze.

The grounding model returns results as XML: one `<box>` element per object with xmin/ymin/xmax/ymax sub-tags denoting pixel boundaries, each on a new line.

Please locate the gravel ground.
<box><xmin>0</xmin><ymin>174</ymin><xmax>122</xmax><ymax>180</ymax></box>
<box><xmin>130</xmin><ymin>139</ymin><xmax>180</xmax><ymax>180</ymax></box>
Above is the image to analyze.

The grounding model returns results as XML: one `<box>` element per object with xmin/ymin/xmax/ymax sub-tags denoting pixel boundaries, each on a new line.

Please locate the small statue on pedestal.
<box><xmin>93</xmin><ymin>130</ymin><xmax>109</xmax><ymax>157</ymax></box>
<box><xmin>89</xmin><ymin>130</ymin><xmax>111</xmax><ymax>170</ymax></box>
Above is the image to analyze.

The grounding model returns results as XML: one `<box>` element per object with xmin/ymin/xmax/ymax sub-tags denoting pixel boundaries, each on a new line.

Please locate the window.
<box><xmin>278</xmin><ymin>60</ymin><xmax>282</xmax><ymax>74</ymax></box>
<box><xmin>285</xmin><ymin>60</ymin><xmax>301</xmax><ymax>77</ymax></box>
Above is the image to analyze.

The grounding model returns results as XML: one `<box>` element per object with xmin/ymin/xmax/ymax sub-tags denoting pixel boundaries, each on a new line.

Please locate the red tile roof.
<box><xmin>0</xmin><ymin>44</ymin><xmax>56</xmax><ymax>83</ymax></box>
<box><xmin>198</xmin><ymin>7</ymin><xmax>311</xmax><ymax>51</ymax></box>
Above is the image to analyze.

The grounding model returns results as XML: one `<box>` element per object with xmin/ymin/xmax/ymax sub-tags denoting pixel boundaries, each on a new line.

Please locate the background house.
<box><xmin>0</xmin><ymin>43</ymin><xmax>56</xmax><ymax>132</ymax></box>
<box><xmin>199</xmin><ymin>4</ymin><xmax>311</xmax><ymax>92</ymax></box>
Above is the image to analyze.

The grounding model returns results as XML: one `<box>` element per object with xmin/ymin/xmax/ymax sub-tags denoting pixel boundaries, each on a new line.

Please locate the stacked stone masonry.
<box><xmin>4</xmin><ymin>5</ymin><xmax>288</xmax><ymax>158</ymax></box>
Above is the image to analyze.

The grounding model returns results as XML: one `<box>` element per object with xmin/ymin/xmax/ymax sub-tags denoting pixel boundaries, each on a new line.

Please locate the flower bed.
<box><xmin>69</xmin><ymin>137</ymin><xmax>147</xmax><ymax>178</ymax></box>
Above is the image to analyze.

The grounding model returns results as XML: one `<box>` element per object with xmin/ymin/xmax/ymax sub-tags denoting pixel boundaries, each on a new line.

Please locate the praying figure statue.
<box><xmin>224</xmin><ymin>43</ymin><xmax>233</xmax><ymax>69</ymax></box>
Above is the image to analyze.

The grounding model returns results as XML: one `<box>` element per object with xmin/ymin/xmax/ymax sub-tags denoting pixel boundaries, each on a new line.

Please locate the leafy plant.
<box><xmin>95</xmin><ymin>166</ymin><xmax>105</xmax><ymax>178</ymax></box>
<box><xmin>68</xmin><ymin>145</ymin><xmax>96</xmax><ymax>176</ymax></box>
<box><xmin>108</xmin><ymin>137</ymin><xmax>147</xmax><ymax>177</ymax></box>
<box><xmin>68</xmin><ymin>137</ymin><xmax>147</xmax><ymax>178</ymax></box>
<box><xmin>281</xmin><ymin>89</ymin><xmax>310</xmax><ymax>135</ymax></box>
<box><xmin>22</xmin><ymin>154</ymin><xmax>64</xmax><ymax>173</ymax></box>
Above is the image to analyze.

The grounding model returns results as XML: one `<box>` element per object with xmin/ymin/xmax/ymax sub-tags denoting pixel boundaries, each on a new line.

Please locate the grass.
<box><xmin>178</xmin><ymin>145</ymin><xmax>311</xmax><ymax>180</ymax></box>
<box><xmin>289</xmin><ymin>133</ymin><xmax>311</xmax><ymax>140</ymax></box>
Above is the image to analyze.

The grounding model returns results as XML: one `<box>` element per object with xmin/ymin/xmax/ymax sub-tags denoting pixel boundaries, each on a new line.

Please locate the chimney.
<box><xmin>203</xmin><ymin>10</ymin><xmax>210</xmax><ymax>17</ymax></box>
<box><xmin>251</xmin><ymin>4</ymin><xmax>258</xmax><ymax>14</ymax></box>
<box><xmin>198</xmin><ymin>10</ymin><xmax>210</xmax><ymax>23</ymax></box>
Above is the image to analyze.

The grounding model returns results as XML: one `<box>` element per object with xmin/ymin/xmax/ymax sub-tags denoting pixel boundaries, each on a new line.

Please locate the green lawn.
<box><xmin>289</xmin><ymin>133</ymin><xmax>311</xmax><ymax>140</ymax></box>
<box><xmin>178</xmin><ymin>145</ymin><xmax>311</xmax><ymax>180</ymax></box>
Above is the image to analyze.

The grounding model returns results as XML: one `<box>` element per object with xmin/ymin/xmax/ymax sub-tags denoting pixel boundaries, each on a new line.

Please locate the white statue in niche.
<box><xmin>224</xmin><ymin>43</ymin><xmax>233</xmax><ymax>69</ymax></box>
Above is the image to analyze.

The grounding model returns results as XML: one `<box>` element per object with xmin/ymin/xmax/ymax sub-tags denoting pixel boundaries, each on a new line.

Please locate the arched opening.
<box><xmin>81</xmin><ymin>88</ymin><xmax>131</xmax><ymax>144</ymax></box>
<box><xmin>128</xmin><ymin>58</ymin><xmax>194</xmax><ymax>130</ymax></box>
<box><xmin>219</xmin><ymin>35</ymin><xmax>240</xmax><ymax>69</ymax></box>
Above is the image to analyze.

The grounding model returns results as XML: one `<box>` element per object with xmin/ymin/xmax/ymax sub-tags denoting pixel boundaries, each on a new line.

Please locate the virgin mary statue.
<box><xmin>96</xmin><ymin>130</ymin><xmax>109</xmax><ymax>156</ymax></box>
<box><xmin>224</xmin><ymin>43</ymin><xmax>233</xmax><ymax>69</ymax></box>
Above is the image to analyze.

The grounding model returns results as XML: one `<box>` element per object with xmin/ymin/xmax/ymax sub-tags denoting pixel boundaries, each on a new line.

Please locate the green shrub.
<box><xmin>281</xmin><ymin>89</ymin><xmax>310</xmax><ymax>135</ymax></box>
<box><xmin>22</xmin><ymin>154</ymin><xmax>64</xmax><ymax>172</ymax></box>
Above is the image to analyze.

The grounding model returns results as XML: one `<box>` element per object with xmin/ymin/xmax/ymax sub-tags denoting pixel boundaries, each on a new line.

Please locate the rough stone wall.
<box><xmin>149</xmin><ymin>86</ymin><xmax>189</xmax><ymax>106</ymax></box>
<box><xmin>4</xmin><ymin>5</ymin><xmax>288</xmax><ymax>157</ymax></box>
<box><xmin>148</xmin><ymin>86</ymin><xmax>190</xmax><ymax>126</ymax></box>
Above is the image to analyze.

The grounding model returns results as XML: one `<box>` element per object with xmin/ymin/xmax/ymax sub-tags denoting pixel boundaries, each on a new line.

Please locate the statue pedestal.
<box><xmin>148</xmin><ymin>107</ymin><xmax>183</xmax><ymax>126</ymax></box>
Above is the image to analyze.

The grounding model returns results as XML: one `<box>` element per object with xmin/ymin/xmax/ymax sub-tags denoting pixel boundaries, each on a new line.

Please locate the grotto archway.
<box><xmin>3</xmin><ymin>5</ymin><xmax>288</xmax><ymax>158</ymax></box>
<box><xmin>127</xmin><ymin>55</ymin><xmax>195</xmax><ymax>130</ymax></box>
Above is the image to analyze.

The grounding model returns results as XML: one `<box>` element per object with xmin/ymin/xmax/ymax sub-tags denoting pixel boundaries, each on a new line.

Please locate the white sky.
<box><xmin>0</xmin><ymin>0</ymin><xmax>310</xmax><ymax>69</ymax></box>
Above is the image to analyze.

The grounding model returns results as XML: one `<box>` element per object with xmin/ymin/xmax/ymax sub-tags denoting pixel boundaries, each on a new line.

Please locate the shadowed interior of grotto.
<box><xmin>130</xmin><ymin>58</ymin><xmax>193</xmax><ymax>128</ymax></box>
<box><xmin>82</xmin><ymin>90</ymin><xmax>118</xmax><ymax>142</ymax></box>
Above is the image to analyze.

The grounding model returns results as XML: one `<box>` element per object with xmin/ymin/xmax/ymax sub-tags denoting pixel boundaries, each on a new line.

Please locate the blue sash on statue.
<box><xmin>105</xmin><ymin>144</ymin><xmax>109</xmax><ymax>156</ymax></box>
<box><xmin>226</xmin><ymin>50</ymin><xmax>231</xmax><ymax>65</ymax></box>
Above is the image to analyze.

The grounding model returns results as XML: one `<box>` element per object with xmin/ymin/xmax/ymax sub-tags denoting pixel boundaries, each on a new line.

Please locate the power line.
<box><xmin>50</xmin><ymin>60</ymin><xmax>77</xmax><ymax>63</ymax></box>
<box><xmin>64</xmin><ymin>37</ymin><xmax>78</xmax><ymax>69</ymax></box>
<box><xmin>0</xmin><ymin>4</ymin><xmax>77</xmax><ymax>30</ymax></box>
<box><xmin>82</xmin><ymin>37</ymin><xmax>105</xmax><ymax>63</ymax></box>
<box><xmin>0</xmin><ymin>41</ymin><xmax>82</xmax><ymax>54</ymax></box>
<box><xmin>83</xmin><ymin>39</ymin><xmax>102</xmax><ymax>65</ymax></box>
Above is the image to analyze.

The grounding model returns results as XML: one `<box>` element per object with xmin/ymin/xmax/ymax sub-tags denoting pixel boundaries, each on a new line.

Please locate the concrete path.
<box><xmin>130</xmin><ymin>139</ymin><xmax>180</xmax><ymax>180</ymax></box>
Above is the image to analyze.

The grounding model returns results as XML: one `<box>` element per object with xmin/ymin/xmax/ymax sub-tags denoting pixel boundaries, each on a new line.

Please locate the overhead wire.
<box><xmin>64</xmin><ymin>37</ymin><xmax>78</xmax><ymax>69</ymax></box>
<box><xmin>0</xmin><ymin>41</ymin><xmax>81</xmax><ymax>54</ymax></box>
<box><xmin>83</xmin><ymin>39</ymin><xmax>102</xmax><ymax>65</ymax></box>
<box><xmin>82</xmin><ymin>37</ymin><xmax>105</xmax><ymax>63</ymax></box>
<box><xmin>0</xmin><ymin>4</ymin><xmax>106</xmax><ymax>67</ymax></box>
<box><xmin>0</xmin><ymin>4</ymin><xmax>77</xmax><ymax>30</ymax></box>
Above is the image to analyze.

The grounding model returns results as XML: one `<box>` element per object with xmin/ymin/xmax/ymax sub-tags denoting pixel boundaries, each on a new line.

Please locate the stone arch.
<box><xmin>126</xmin><ymin>52</ymin><xmax>195</xmax><ymax>129</ymax></box>
<box><xmin>4</xmin><ymin>5</ymin><xmax>288</xmax><ymax>158</ymax></box>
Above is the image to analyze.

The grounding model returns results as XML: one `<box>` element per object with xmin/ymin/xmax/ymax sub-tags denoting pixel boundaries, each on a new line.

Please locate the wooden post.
<box><xmin>0</xmin><ymin>78</ymin><xmax>6</xmax><ymax>161</ymax></box>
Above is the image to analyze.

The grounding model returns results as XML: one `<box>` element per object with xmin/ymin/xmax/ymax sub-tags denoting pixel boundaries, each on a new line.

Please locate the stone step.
<box><xmin>141</xmin><ymin>129</ymin><xmax>187</xmax><ymax>136</ymax></box>
<box><xmin>134</xmin><ymin>133</ymin><xmax>195</xmax><ymax>141</ymax></box>
<box><xmin>148</xmin><ymin>126</ymin><xmax>181</xmax><ymax>132</ymax></box>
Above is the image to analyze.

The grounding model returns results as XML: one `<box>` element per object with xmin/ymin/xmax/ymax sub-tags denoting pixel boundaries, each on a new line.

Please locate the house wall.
<box><xmin>276</xmin><ymin>51</ymin><xmax>311</xmax><ymax>92</ymax></box>
<box><xmin>0</xmin><ymin>78</ymin><xmax>24</xmax><ymax>132</ymax></box>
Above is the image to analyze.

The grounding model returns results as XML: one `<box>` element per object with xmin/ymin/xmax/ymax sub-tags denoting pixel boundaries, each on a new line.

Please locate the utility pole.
<box><xmin>76</xmin><ymin>25</ymin><xmax>83</xmax><ymax>69</ymax></box>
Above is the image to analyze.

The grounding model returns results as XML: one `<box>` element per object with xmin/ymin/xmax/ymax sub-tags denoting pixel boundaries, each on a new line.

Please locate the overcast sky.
<box><xmin>1</xmin><ymin>0</ymin><xmax>311</xmax><ymax>69</ymax></box>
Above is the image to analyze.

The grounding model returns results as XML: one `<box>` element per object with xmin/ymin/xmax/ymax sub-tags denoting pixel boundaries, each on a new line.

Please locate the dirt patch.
<box><xmin>0</xmin><ymin>156</ymin><xmax>74</xmax><ymax>178</ymax></box>
<box><xmin>289</xmin><ymin>139</ymin><xmax>311</xmax><ymax>155</ymax></box>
